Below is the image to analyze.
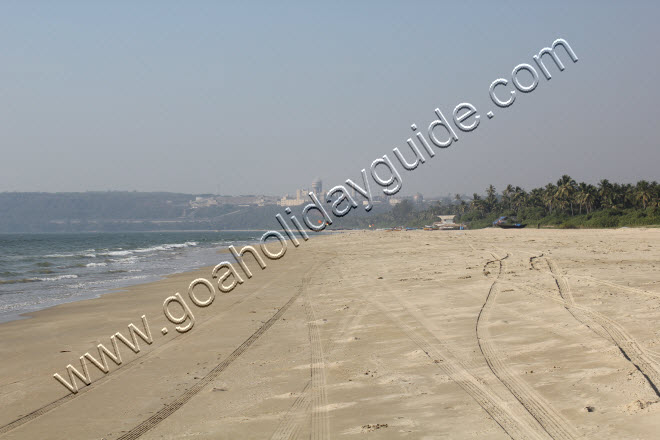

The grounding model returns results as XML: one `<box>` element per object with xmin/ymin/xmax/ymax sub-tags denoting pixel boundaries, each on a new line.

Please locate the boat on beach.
<box><xmin>493</xmin><ymin>216</ymin><xmax>526</xmax><ymax>229</ymax></box>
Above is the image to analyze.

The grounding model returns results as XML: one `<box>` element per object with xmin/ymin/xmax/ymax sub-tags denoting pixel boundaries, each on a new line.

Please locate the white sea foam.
<box><xmin>99</xmin><ymin>241</ymin><xmax>198</xmax><ymax>257</ymax></box>
<box><xmin>102</xmin><ymin>250</ymin><xmax>133</xmax><ymax>257</ymax></box>
<box><xmin>33</xmin><ymin>274</ymin><xmax>79</xmax><ymax>282</ymax></box>
<box><xmin>134</xmin><ymin>241</ymin><xmax>199</xmax><ymax>253</ymax></box>
<box><xmin>71</xmin><ymin>274</ymin><xmax>149</xmax><ymax>289</ymax></box>
<box><xmin>116</xmin><ymin>256</ymin><xmax>139</xmax><ymax>264</ymax></box>
<box><xmin>44</xmin><ymin>251</ymin><xmax>96</xmax><ymax>258</ymax></box>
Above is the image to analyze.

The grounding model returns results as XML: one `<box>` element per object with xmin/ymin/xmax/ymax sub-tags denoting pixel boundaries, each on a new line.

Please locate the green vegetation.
<box><xmin>334</xmin><ymin>176</ymin><xmax>660</xmax><ymax>230</ymax></box>
<box><xmin>456</xmin><ymin>176</ymin><xmax>660</xmax><ymax>229</ymax></box>
<box><xmin>332</xmin><ymin>199</ymin><xmax>447</xmax><ymax>229</ymax></box>
<box><xmin>1</xmin><ymin>177</ymin><xmax>658</xmax><ymax>232</ymax></box>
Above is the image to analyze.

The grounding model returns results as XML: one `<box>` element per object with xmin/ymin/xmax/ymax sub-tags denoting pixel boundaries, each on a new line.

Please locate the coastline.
<box><xmin>0</xmin><ymin>231</ymin><xmax>339</xmax><ymax>324</ymax></box>
<box><xmin>1</xmin><ymin>229</ymin><xmax>659</xmax><ymax>439</ymax></box>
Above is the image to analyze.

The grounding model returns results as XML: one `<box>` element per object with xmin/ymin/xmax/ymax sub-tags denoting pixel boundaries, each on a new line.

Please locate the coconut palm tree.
<box><xmin>598</xmin><ymin>179</ymin><xmax>614</xmax><ymax>209</ymax></box>
<box><xmin>635</xmin><ymin>180</ymin><xmax>652</xmax><ymax>209</ymax></box>
<box><xmin>502</xmin><ymin>184</ymin><xmax>514</xmax><ymax>210</ymax></box>
<box><xmin>470</xmin><ymin>193</ymin><xmax>486</xmax><ymax>215</ymax></box>
<box><xmin>529</xmin><ymin>188</ymin><xmax>544</xmax><ymax>209</ymax></box>
<box><xmin>459</xmin><ymin>199</ymin><xmax>467</xmax><ymax>214</ymax></box>
<box><xmin>543</xmin><ymin>183</ymin><xmax>557</xmax><ymax>214</ymax></box>
<box><xmin>485</xmin><ymin>185</ymin><xmax>498</xmax><ymax>213</ymax></box>
<box><xmin>556</xmin><ymin>175</ymin><xmax>577</xmax><ymax>215</ymax></box>
<box><xmin>651</xmin><ymin>181</ymin><xmax>660</xmax><ymax>208</ymax></box>
<box><xmin>577</xmin><ymin>184</ymin><xmax>597</xmax><ymax>214</ymax></box>
<box><xmin>576</xmin><ymin>182</ymin><xmax>587</xmax><ymax>214</ymax></box>
<box><xmin>509</xmin><ymin>187</ymin><xmax>525</xmax><ymax>212</ymax></box>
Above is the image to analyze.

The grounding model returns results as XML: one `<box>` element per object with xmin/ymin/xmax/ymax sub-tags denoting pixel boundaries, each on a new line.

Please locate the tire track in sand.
<box><xmin>114</xmin><ymin>275</ymin><xmax>310</xmax><ymax>440</ymax></box>
<box><xmin>322</xmin><ymin>253</ymin><xmax>546</xmax><ymax>439</ymax></box>
<box><xmin>478</xmin><ymin>252</ymin><xmax>578</xmax><ymax>440</ymax></box>
<box><xmin>270</xmin><ymin>300</ymin><xmax>366</xmax><ymax>440</ymax></box>
<box><xmin>0</xmin><ymin>274</ymin><xmax>286</xmax><ymax>437</ymax></box>
<box><xmin>270</xmin><ymin>381</ymin><xmax>312</xmax><ymax>440</ymax></box>
<box><xmin>366</xmin><ymin>289</ymin><xmax>549</xmax><ymax>440</ymax></box>
<box><xmin>529</xmin><ymin>256</ymin><xmax>660</xmax><ymax>397</ymax></box>
<box><xmin>302</xmin><ymin>276</ymin><xmax>330</xmax><ymax>440</ymax></box>
<box><xmin>576</xmin><ymin>276</ymin><xmax>660</xmax><ymax>300</ymax></box>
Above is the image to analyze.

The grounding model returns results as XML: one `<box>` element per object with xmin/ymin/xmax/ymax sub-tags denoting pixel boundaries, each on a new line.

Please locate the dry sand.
<box><xmin>1</xmin><ymin>228</ymin><xmax>660</xmax><ymax>439</ymax></box>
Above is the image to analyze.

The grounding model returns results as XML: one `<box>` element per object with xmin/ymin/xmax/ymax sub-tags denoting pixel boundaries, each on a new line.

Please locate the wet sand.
<box><xmin>1</xmin><ymin>228</ymin><xmax>659</xmax><ymax>439</ymax></box>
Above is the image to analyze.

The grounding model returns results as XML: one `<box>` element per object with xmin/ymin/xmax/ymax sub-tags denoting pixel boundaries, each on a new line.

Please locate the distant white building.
<box><xmin>312</xmin><ymin>177</ymin><xmax>322</xmax><ymax>195</ymax></box>
<box><xmin>189</xmin><ymin>197</ymin><xmax>218</xmax><ymax>208</ymax></box>
<box><xmin>279</xmin><ymin>179</ymin><xmax>327</xmax><ymax>207</ymax></box>
<box><xmin>278</xmin><ymin>189</ymin><xmax>308</xmax><ymax>206</ymax></box>
<box><xmin>278</xmin><ymin>197</ymin><xmax>306</xmax><ymax>206</ymax></box>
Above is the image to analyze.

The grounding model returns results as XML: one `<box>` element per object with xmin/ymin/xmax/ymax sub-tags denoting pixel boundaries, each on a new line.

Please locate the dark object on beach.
<box><xmin>493</xmin><ymin>216</ymin><xmax>527</xmax><ymax>229</ymax></box>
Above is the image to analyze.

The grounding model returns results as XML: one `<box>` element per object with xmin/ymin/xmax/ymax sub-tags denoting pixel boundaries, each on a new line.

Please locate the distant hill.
<box><xmin>0</xmin><ymin>192</ymin><xmax>193</xmax><ymax>232</ymax></box>
<box><xmin>0</xmin><ymin>192</ymin><xmax>392</xmax><ymax>232</ymax></box>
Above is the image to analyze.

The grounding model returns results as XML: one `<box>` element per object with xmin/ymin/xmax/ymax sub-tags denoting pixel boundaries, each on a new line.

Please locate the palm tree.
<box><xmin>651</xmin><ymin>181</ymin><xmax>660</xmax><ymax>208</ymax></box>
<box><xmin>576</xmin><ymin>183</ymin><xmax>585</xmax><ymax>214</ymax></box>
<box><xmin>453</xmin><ymin>194</ymin><xmax>464</xmax><ymax>215</ymax></box>
<box><xmin>470</xmin><ymin>193</ymin><xmax>486</xmax><ymax>215</ymax></box>
<box><xmin>512</xmin><ymin>187</ymin><xmax>527</xmax><ymax>212</ymax></box>
<box><xmin>635</xmin><ymin>180</ymin><xmax>652</xmax><ymax>209</ymax></box>
<box><xmin>556</xmin><ymin>175</ymin><xmax>577</xmax><ymax>215</ymax></box>
<box><xmin>543</xmin><ymin>183</ymin><xmax>557</xmax><ymax>214</ymax></box>
<box><xmin>576</xmin><ymin>184</ymin><xmax>597</xmax><ymax>214</ymax></box>
<box><xmin>529</xmin><ymin>188</ymin><xmax>544</xmax><ymax>209</ymax></box>
<box><xmin>618</xmin><ymin>183</ymin><xmax>634</xmax><ymax>208</ymax></box>
<box><xmin>502</xmin><ymin>184</ymin><xmax>514</xmax><ymax>210</ymax></box>
<box><xmin>459</xmin><ymin>200</ymin><xmax>467</xmax><ymax>214</ymax></box>
<box><xmin>598</xmin><ymin>179</ymin><xmax>614</xmax><ymax>209</ymax></box>
<box><xmin>485</xmin><ymin>185</ymin><xmax>497</xmax><ymax>213</ymax></box>
<box><xmin>554</xmin><ymin>192</ymin><xmax>568</xmax><ymax>213</ymax></box>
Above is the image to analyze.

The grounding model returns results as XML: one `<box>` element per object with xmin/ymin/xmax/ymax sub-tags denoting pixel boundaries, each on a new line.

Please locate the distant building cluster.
<box><xmin>189</xmin><ymin>194</ymin><xmax>280</xmax><ymax>209</ymax></box>
<box><xmin>387</xmin><ymin>193</ymin><xmax>423</xmax><ymax>206</ymax></box>
<box><xmin>278</xmin><ymin>178</ymin><xmax>325</xmax><ymax>206</ymax></box>
<box><xmin>188</xmin><ymin>180</ymin><xmax>428</xmax><ymax>209</ymax></box>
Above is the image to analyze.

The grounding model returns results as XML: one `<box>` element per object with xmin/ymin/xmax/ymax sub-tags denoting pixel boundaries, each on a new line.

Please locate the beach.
<box><xmin>1</xmin><ymin>228</ymin><xmax>660</xmax><ymax>439</ymax></box>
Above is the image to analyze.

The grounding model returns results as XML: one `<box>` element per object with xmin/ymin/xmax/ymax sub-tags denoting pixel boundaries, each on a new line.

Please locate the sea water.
<box><xmin>0</xmin><ymin>231</ymin><xmax>266</xmax><ymax>322</ymax></box>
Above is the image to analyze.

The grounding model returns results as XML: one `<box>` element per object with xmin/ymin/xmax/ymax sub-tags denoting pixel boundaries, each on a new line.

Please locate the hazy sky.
<box><xmin>1</xmin><ymin>1</ymin><xmax>658</xmax><ymax>197</ymax></box>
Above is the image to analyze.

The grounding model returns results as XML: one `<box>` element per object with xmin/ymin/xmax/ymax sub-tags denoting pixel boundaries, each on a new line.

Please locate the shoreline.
<box><xmin>0</xmin><ymin>230</ymin><xmax>343</xmax><ymax>435</ymax></box>
<box><xmin>0</xmin><ymin>225</ymin><xmax>654</xmax><ymax>326</ymax></box>
<box><xmin>0</xmin><ymin>229</ymin><xmax>354</xmax><ymax>234</ymax></box>
<box><xmin>1</xmin><ymin>229</ymin><xmax>659</xmax><ymax>438</ymax></box>
<box><xmin>0</xmin><ymin>231</ymin><xmax>340</xmax><ymax>325</ymax></box>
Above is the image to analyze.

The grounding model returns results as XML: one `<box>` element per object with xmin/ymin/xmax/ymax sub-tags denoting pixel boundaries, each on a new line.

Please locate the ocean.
<box><xmin>0</xmin><ymin>231</ymin><xmax>268</xmax><ymax>322</ymax></box>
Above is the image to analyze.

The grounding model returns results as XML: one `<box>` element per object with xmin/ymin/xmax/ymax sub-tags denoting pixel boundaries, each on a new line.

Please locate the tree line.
<box><xmin>331</xmin><ymin>176</ymin><xmax>660</xmax><ymax>229</ymax></box>
<box><xmin>1</xmin><ymin>178</ymin><xmax>658</xmax><ymax>232</ymax></box>
<box><xmin>460</xmin><ymin>176</ymin><xmax>658</xmax><ymax>216</ymax></box>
